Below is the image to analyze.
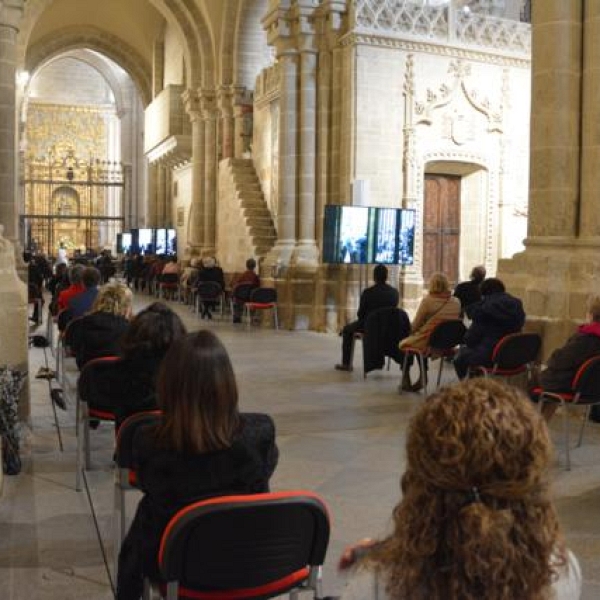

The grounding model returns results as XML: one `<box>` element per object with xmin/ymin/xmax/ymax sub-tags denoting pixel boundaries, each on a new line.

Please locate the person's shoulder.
<box><xmin>240</xmin><ymin>412</ymin><xmax>275</xmax><ymax>432</ymax></box>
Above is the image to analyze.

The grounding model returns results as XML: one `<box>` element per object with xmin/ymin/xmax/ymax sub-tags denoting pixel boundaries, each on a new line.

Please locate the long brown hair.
<box><xmin>156</xmin><ymin>330</ymin><xmax>239</xmax><ymax>453</ymax></box>
<box><xmin>366</xmin><ymin>379</ymin><xmax>564</xmax><ymax>600</ymax></box>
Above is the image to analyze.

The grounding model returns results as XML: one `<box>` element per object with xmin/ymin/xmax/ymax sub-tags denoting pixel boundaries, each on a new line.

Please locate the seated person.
<box><xmin>161</xmin><ymin>256</ymin><xmax>180</xmax><ymax>276</ymax></box>
<box><xmin>57</xmin><ymin>264</ymin><xmax>85</xmax><ymax>312</ymax></box>
<box><xmin>111</xmin><ymin>302</ymin><xmax>187</xmax><ymax>426</ymax></box>
<box><xmin>68</xmin><ymin>266</ymin><xmax>100</xmax><ymax>318</ymax></box>
<box><xmin>25</xmin><ymin>252</ymin><xmax>45</xmax><ymax>324</ymax></box>
<box><xmin>532</xmin><ymin>295</ymin><xmax>600</xmax><ymax>422</ymax></box>
<box><xmin>117</xmin><ymin>330</ymin><xmax>279</xmax><ymax>600</ymax></box>
<box><xmin>68</xmin><ymin>283</ymin><xmax>132</xmax><ymax>369</ymax></box>
<box><xmin>196</xmin><ymin>256</ymin><xmax>225</xmax><ymax>319</ymax></box>
<box><xmin>231</xmin><ymin>257</ymin><xmax>260</xmax><ymax>323</ymax></box>
<box><xmin>335</xmin><ymin>264</ymin><xmax>399</xmax><ymax>372</ymax></box>
<box><xmin>453</xmin><ymin>277</ymin><xmax>525</xmax><ymax>380</ymax></box>
<box><xmin>399</xmin><ymin>272</ymin><xmax>460</xmax><ymax>391</ymax></box>
<box><xmin>453</xmin><ymin>264</ymin><xmax>486</xmax><ymax>317</ymax></box>
<box><xmin>338</xmin><ymin>379</ymin><xmax>581</xmax><ymax>600</ymax></box>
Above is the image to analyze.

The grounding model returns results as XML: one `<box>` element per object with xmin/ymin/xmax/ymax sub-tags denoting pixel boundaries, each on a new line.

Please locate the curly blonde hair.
<box><xmin>92</xmin><ymin>283</ymin><xmax>133</xmax><ymax>317</ymax></box>
<box><xmin>366</xmin><ymin>379</ymin><xmax>564</xmax><ymax>600</ymax></box>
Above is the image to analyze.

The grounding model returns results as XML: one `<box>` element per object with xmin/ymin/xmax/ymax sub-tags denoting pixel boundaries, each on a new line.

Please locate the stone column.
<box><xmin>497</xmin><ymin>1</ymin><xmax>594</xmax><ymax>355</ymax></box>
<box><xmin>233</xmin><ymin>86</ymin><xmax>251</xmax><ymax>159</ymax></box>
<box><xmin>292</xmin><ymin>21</ymin><xmax>319</xmax><ymax>268</ymax></box>
<box><xmin>156</xmin><ymin>163</ymin><xmax>167</xmax><ymax>227</ymax></box>
<box><xmin>152</xmin><ymin>38</ymin><xmax>165</xmax><ymax>98</ymax></box>
<box><xmin>0</xmin><ymin>1</ymin><xmax>23</xmax><ymax>242</ymax></box>
<box><xmin>580</xmin><ymin>1</ymin><xmax>600</xmax><ymax>237</ymax></box>
<box><xmin>201</xmin><ymin>90</ymin><xmax>218</xmax><ymax>256</ymax></box>
<box><xmin>183</xmin><ymin>89</ymin><xmax>205</xmax><ymax>253</ymax></box>
<box><xmin>219</xmin><ymin>86</ymin><xmax>235</xmax><ymax>160</ymax></box>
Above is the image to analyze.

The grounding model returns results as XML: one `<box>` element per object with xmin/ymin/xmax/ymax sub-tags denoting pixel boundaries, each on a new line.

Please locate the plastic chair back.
<box><xmin>196</xmin><ymin>281</ymin><xmax>223</xmax><ymax>301</ymax></box>
<box><xmin>115</xmin><ymin>410</ymin><xmax>163</xmax><ymax>471</ymax></box>
<box><xmin>157</xmin><ymin>491</ymin><xmax>330</xmax><ymax>598</ymax></box>
<box><xmin>249</xmin><ymin>287</ymin><xmax>277</xmax><ymax>305</ymax></box>
<box><xmin>491</xmin><ymin>332</ymin><xmax>541</xmax><ymax>371</ymax></box>
<box><xmin>428</xmin><ymin>319</ymin><xmax>466</xmax><ymax>352</ymax></box>
<box><xmin>77</xmin><ymin>356</ymin><xmax>121</xmax><ymax>415</ymax></box>
<box><xmin>233</xmin><ymin>283</ymin><xmax>256</xmax><ymax>303</ymax></box>
<box><xmin>572</xmin><ymin>356</ymin><xmax>600</xmax><ymax>402</ymax></box>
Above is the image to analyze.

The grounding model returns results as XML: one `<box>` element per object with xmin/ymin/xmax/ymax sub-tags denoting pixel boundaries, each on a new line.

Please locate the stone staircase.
<box><xmin>217</xmin><ymin>158</ymin><xmax>277</xmax><ymax>272</ymax></box>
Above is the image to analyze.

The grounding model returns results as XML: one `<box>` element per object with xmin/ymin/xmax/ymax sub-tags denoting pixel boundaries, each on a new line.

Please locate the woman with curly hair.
<box><xmin>339</xmin><ymin>379</ymin><xmax>581</xmax><ymax>600</ymax></box>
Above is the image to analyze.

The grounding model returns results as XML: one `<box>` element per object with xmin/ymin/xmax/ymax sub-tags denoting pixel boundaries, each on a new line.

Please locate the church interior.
<box><xmin>1</xmin><ymin>0</ymin><xmax>600</xmax><ymax>598</ymax></box>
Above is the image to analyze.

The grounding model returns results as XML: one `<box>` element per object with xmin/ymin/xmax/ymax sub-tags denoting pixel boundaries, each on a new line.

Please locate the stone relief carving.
<box><xmin>415</xmin><ymin>59</ymin><xmax>503</xmax><ymax>135</ymax></box>
<box><xmin>352</xmin><ymin>0</ymin><xmax>530</xmax><ymax>55</ymax></box>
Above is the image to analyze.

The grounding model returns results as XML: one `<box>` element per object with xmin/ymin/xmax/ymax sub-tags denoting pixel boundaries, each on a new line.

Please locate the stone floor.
<box><xmin>1</xmin><ymin>293</ymin><xmax>600</xmax><ymax>599</ymax></box>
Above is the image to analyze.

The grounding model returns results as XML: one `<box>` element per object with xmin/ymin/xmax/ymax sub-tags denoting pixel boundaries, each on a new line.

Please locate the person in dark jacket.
<box><xmin>68</xmin><ymin>283</ymin><xmax>132</xmax><ymax>369</ymax></box>
<box><xmin>453</xmin><ymin>277</ymin><xmax>525</xmax><ymax>379</ymax></box>
<box><xmin>532</xmin><ymin>295</ymin><xmax>600</xmax><ymax>421</ymax></box>
<box><xmin>68</xmin><ymin>266</ymin><xmax>100</xmax><ymax>318</ymax></box>
<box><xmin>116</xmin><ymin>330</ymin><xmax>278</xmax><ymax>600</ymax></box>
<box><xmin>196</xmin><ymin>256</ymin><xmax>226</xmax><ymax>319</ymax></box>
<box><xmin>335</xmin><ymin>264</ymin><xmax>400</xmax><ymax>372</ymax></box>
<box><xmin>453</xmin><ymin>265</ymin><xmax>486</xmax><ymax>317</ymax></box>
<box><xmin>111</xmin><ymin>302</ymin><xmax>187</xmax><ymax>426</ymax></box>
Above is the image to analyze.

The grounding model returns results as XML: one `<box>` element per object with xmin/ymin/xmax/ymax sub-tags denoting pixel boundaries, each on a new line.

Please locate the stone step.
<box><xmin>252</xmin><ymin>234</ymin><xmax>277</xmax><ymax>245</ymax></box>
<box><xmin>255</xmin><ymin>247</ymin><xmax>272</xmax><ymax>257</ymax></box>
<box><xmin>240</xmin><ymin>199</ymin><xmax>266</xmax><ymax>209</ymax></box>
<box><xmin>230</xmin><ymin>158</ymin><xmax>253</xmax><ymax>168</ymax></box>
<box><xmin>245</xmin><ymin>216</ymin><xmax>273</xmax><ymax>226</ymax></box>
<box><xmin>243</xmin><ymin>207</ymin><xmax>271</xmax><ymax>218</ymax></box>
<box><xmin>233</xmin><ymin>172</ymin><xmax>258</xmax><ymax>182</ymax></box>
<box><xmin>249</xmin><ymin>225</ymin><xmax>276</xmax><ymax>237</ymax></box>
<box><xmin>236</xmin><ymin>183</ymin><xmax>262</xmax><ymax>193</ymax></box>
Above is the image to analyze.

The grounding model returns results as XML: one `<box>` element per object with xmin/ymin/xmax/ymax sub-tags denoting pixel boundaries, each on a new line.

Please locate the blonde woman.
<box><xmin>68</xmin><ymin>282</ymin><xmax>133</xmax><ymax>368</ymax></box>
<box><xmin>339</xmin><ymin>379</ymin><xmax>581</xmax><ymax>600</ymax></box>
<box><xmin>399</xmin><ymin>272</ymin><xmax>460</xmax><ymax>390</ymax></box>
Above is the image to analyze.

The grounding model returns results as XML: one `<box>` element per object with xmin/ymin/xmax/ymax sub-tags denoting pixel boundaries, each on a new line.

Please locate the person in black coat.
<box><xmin>196</xmin><ymin>256</ymin><xmax>226</xmax><ymax>319</ymax></box>
<box><xmin>117</xmin><ymin>330</ymin><xmax>278</xmax><ymax>600</ymax></box>
<box><xmin>532</xmin><ymin>295</ymin><xmax>600</xmax><ymax>421</ymax></box>
<box><xmin>335</xmin><ymin>264</ymin><xmax>400</xmax><ymax>371</ymax></box>
<box><xmin>453</xmin><ymin>278</ymin><xmax>525</xmax><ymax>379</ymax></box>
<box><xmin>68</xmin><ymin>283</ymin><xmax>133</xmax><ymax>369</ymax></box>
<box><xmin>453</xmin><ymin>265</ymin><xmax>486</xmax><ymax>317</ymax></box>
<box><xmin>111</xmin><ymin>302</ymin><xmax>187</xmax><ymax>426</ymax></box>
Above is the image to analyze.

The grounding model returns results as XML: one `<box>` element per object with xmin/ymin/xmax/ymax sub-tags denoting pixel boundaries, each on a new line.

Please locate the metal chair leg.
<box><xmin>563</xmin><ymin>401</ymin><xmax>571</xmax><ymax>471</ymax></box>
<box><xmin>577</xmin><ymin>405</ymin><xmax>590</xmax><ymax>448</ymax></box>
<box><xmin>436</xmin><ymin>356</ymin><xmax>444</xmax><ymax>389</ymax></box>
<box><xmin>274</xmin><ymin>306</ymin><xmax>279</xmax><ymax>330</ymax></box>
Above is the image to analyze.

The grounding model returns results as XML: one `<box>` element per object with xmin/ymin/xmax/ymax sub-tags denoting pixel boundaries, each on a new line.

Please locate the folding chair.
<box><xmin>401</xmin><ymin>319</ymin><xmax>466</xmax><ymax>395</ymax></box>
<box><xmin>468</xmin><ymin>332</ymin><xmax>541</xmax><ymax>382</ymax></box>
<box><xmin>114</xmin><ymin>410</ymin><xmax>163</xmax><ymax>574</ymax></box>
<box><xmin>535</xmin><ymin>356</ymin><xmax>600</xmax><ymax>470</ymax></box>
<box><xmin>143</xmin><ymin>491</ymin><xmax>331</xmax><ymax>600</ymax></box>
<box><xmin>76</xmin><ymin>356</ymin><xmax>120</xmax><ymax>491</ymax></box>
<box><xmin>230</xmin><ymin>283</ymin><xmax>256</xmax><ymax>322</ymax></box>
<box><xmin>195</xmin><ymin>281</ymin><xmax>224</xmax><ymax>319</ymax></box>
<box><xmin>244</xmin><ymin>287</ymin><xmax>278</xmax><ymax>329</ymax></box>
<box><xmin>158</xmin><ymin>274</ymin><xmax>180</xmax><ymax>301</ymax></box>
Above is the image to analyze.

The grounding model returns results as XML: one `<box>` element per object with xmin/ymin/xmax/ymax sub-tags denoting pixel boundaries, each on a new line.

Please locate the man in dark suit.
<box><xmin>335</xmin><ymin>264</ymin><xmax>400</xmax><ymax>371</ymax></box>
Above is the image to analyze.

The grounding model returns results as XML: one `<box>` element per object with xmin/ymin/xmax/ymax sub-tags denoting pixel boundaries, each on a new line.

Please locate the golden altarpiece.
<box><xmin>20</xmin><ymin>103</ymin><xmax>125</xmax><ymax>256</ymax></box>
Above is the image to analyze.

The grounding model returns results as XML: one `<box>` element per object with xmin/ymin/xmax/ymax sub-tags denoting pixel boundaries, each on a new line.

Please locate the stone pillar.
<box><xmin>183</xmin><ymin>89</ymin><xmax>204</xmax><ymax>253</ymax></box>
<box><xmin>146</xmin><ymin>163</ymin><xmax>158</xmax><ymax>227</ymax></box>
<box><xmin>201</xmin><ymin>90</ymin><xmax>218</xmax><ymax>256</ymax></box>
<box><xmin>497</xmin><ymin>1</ymin><xmax>596</xmax><ymax>356</ymax></box>
<box><xmin>156</xmin><ymin>163</ymin><xmax>167</xmax><ymax>226</ymax></box>
<box><xmin>0</xmin><ymin>2</ymin><xmax>23</xmax><ymax>242</ymax></box>
<box><xmin>219</xmin><ymin>86</ymin><xmax>235</xmax><ymax>160</ymax></box>
<box><xmin>580</xmin><ymin>1</ymin><xmax>600</xmax><ymax>237</ymax></box>
<box><xmin>152</xmin><ymin>38</ymin><xmax>165</xmax><ymax>98</ymax></box>
<box><xmin>233</xmin><ymin>87</ymin><xmax>251</xmax><ymax>159</ymax></box>
<box><xmin>292</xmin><ymin>28</ymin><xmax>319</xmax><ymax>268</ymax></box>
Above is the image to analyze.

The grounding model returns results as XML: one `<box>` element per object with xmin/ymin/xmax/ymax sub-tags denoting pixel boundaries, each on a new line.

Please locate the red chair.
<box><xmin>143</xmin><ymin>491</ymin><xmax>330</xmax><ymax>600</ymax></box>
<box><xmin>76</xmin><ymin>356</ymin><xmax>120</xmax><ymax>491</ymax></box>
<box><xmin>401</xmin><ymin>319</ymin><xmax>466</xmax><ymax>394</ymax></box>
<box><xmin>114</xmin><ymin>410</ymin><xmax>163</xmax><ymax>573</ymax></box>
<box><xmin>535</xmin><ymin>355</ymin><xmax>600</xmax><ymax>470</ymax></box>
<box><xmin>244</xmin><ymin>287</ymin><xmax>278</xmax><ymax>329</ymax></box>
<box><xmin>468</xmin><ymin>332</ymin><xmax>541</xmax><ymax>381</ymax></box>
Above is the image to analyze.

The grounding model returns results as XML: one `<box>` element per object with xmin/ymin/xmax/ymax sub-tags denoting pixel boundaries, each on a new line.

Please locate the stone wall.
<box><xmin>172</xmin><ymin>164</ymin><xmax>192</xmax><ymax>255</ymax></box>
<box><xmin>163</xmin><ymin>22</ymin><xmax>185</xmax><ymax>87</ymax></box>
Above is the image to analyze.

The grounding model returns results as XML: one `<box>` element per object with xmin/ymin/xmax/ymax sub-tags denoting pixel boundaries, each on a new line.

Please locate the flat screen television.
<box><xmin>130</xmin><ymin>228</ymin><xmax>155</xmax><ymax>254</ymax></box>
<box><xmin>322</xmin><ymin>205</ymin><xmax>415</xmax><ymax>265</ymax></box>
<box><xmin>116</xmin><ymin>232</ymin><xmax>132</xmax><ymax>254</ymax></box>
<box><xmin>154</xmin><ymin>228</ymin><xmax>177</xmax><ymax>255</ymax></box>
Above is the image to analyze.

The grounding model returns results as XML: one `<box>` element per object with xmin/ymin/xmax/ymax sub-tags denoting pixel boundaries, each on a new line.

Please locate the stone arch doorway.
<box><xmin>423</xmin><ymin>160</ymin><xmax>488</xmax><ymax>286</ymax></box>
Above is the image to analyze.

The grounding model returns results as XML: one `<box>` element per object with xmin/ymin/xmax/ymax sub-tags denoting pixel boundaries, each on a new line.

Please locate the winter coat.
<box><xmin>399</xmin><ymin>292</ymin><xmax>461</xmax><ymax>351</ymax></box>
<box><xmin>459</xmin><ymin>292</ymin><xmax>526</xmax><ymax>367</ymax></box>
<box><xmin>540</xmin><ymin>322</ymin><xmax>600</xmax><ymax>392</ymax></box>
<box><xmin>116</xmin><ymin>413</ymin><xmax>278</xmax><ymax>600</ymax></box>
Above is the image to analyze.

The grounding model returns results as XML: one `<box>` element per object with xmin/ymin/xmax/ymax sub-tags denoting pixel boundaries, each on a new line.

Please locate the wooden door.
<box><xmin>423</xmin><ymin>174</ymin><xmax>460</xmax><ymax>285</ymax></box>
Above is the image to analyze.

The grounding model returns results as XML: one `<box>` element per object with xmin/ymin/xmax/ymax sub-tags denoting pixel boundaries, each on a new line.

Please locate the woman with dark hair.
<box><xmin>117</xmin><ymin>330</ymin><xmax>278</xmax><ymax>600</ymax></box>
<box><xmin>338</xmin><ymin>379</ymin><xmax>581</xmax><ymax>600</ymax></box>
<box><xmin>111</xmin><ymin>302</ymin><xmax>186</xmax><ymax>425</ymax></box>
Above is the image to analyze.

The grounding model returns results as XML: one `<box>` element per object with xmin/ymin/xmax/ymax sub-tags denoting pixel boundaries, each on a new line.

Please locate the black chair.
<box><xmin>195</xmin><ymin>281</ymin><xmax>224</xmax><ymax>319</ymax></box>
<box><xmin>158</xmin><ymin>273</ymin><xmax>180</xmax><ymax>301</ymax></box>
<box><xmin>245</xmin><ymin>287</ymin><xmax>278</xmax><ymax>329</ymax></box>
<box><xmin>535</xmin><ymin>356</ymin><xmax>600</xmax><ymax>470</ymax></box>
<box><xmin>230</xmin><ymin>283</ymin><xmax>256</xmax><ymax>321</ymax></box>
<box><xmin>362</xmin><ymin>307</ymin><xmax>411</xmax><ymax>378</ymax></box>
<box><xmin>468</xmin><ymin>332</ymin><xmax>542</xmax><ymax>381</ymax></box>
<box><xmin>401</xmin><ymin>319</ymin><xmax>466</xmax><ymax>394</ymax></box>
<box><xmin>143</xmin><ymin>491</ymin><xmax>331</xmax><ymax>600</ymax></box>
<box><xmin>114</xmin><ymin>410</ymin><xmax>163</xmax><ymax>573</ymax></box>
<box><xmin>76</xmin><ymin>356</ymin><xmax>120</xmax><ymax>491</ymax></box>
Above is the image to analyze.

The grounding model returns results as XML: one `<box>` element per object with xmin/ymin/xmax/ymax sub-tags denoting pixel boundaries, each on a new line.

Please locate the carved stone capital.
<box><xmin>200</xmin><ymin>89</ymin><xmax>218</xmax><ymax>119</ymax></box>
<box><xmin>0</xmin><ymin>0</ymin><xmax>24</xmax><ymax>31</ymax></box>
<box><xmin>182</xmin><ymin>88</ymin><xmax>201</xmax><ymax>121</ymax></box>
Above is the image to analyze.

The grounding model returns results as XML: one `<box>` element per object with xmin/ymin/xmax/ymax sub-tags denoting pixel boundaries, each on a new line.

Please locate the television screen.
<box><xmin>322</xmin><ymin>206</ymin><xmax>415</xmax><ymax>265</ymax></box>
<box><xmin>155</xmin><ymin>228</ymin><xmax>167</xmax><ymax>254</ymax></box>
<box><xmin>138</xmin><ymin>228</ymin><xmax>154</xmax><ymax>254</ymax></box>
<box><xmin>122</xmin><ymin>233</ymin><xmax>132</xmax><ymax>254</ymax></box>
<box><xmin>166</xmin><ymin>229</ymin><xmax>177</xmax><ymax>255</ymax></box>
